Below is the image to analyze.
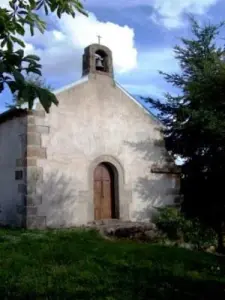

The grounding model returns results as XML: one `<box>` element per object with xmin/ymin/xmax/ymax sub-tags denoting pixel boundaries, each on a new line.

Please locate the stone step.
<box><xmin>86</xmin><ymin>219</ymin><xmax>160</xmax><ymax>241</ymax></box>
<box><xmin>87</xmin><ymin>219</ymin><xmax>123</xmax><ymax>226</ymax></box>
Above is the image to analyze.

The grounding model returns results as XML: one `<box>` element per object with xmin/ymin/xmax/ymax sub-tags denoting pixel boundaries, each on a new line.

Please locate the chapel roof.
<box><xmin>0</xmin><ymin>108</ymin><xmax>27</xmax><ymax>125</ymax></box>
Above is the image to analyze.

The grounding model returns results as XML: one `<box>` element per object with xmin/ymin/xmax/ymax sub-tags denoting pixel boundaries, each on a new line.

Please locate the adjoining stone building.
<box><xmin>0</xmin><ymin>43</ymin><xmax>180</xmax><ymax>229</ymax></box>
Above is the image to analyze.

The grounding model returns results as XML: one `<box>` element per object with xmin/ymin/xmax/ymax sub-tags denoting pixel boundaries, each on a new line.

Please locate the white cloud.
<box><xmin>138</xmin><ymin>48</ymin><xmax>180</xmax><ymax>73</ymax></box>
<box><xmin>1</xmin><ymin>0</ymin><xmax>31</xmax><ymax>7</ymax></box>
<box><xmin>86</xmin><ymin>0</ymin><xmax>219</xmax><ymax>29</ymax></box>
<box><xmin>153</xmin><ymin>0</ymin><xmax>218</xmax><ymax>17</ymax></box>
<box><xmin>0</xmin><ymin>0</ymin><xmax>9</xmax><ymax>8</ymax></box>
<box><xmin>150</xmin><ymin>0</ymin><xmax>219</xmax><ymax>29</ymax></box>
<box><xmin>22</xmin><ymin>12</ymin><xmax>137</xmax><ymax>80</ymax></box>
<box><xmin>117</xmin><ymin>47</ymin><xmax>181</xmax><ymax>98</ymax></box>
<box><xmin>119</xmin><ymin>48</ymin><xmax>180</xmax><ymax>83</ymax></box>
<box><xmin>84</xmin><ymin>0</ymin><xmax>150</xmax><ymax>8</ymax></box>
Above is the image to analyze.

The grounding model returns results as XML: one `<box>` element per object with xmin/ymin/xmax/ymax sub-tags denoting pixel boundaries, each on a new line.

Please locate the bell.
<box><xmin>96</xmin><ymin>57</ymin><xmax>104</xmax><ymax>70</ymax></box>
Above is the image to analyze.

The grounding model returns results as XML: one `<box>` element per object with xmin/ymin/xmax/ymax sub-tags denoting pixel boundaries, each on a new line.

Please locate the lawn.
<box><xmin>0</xmin><ymin>228</ymin><xmax>225</xmax><ymax>299</ymax></box>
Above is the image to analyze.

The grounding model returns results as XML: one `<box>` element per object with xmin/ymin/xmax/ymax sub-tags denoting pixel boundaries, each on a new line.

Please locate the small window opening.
<box><xmin>15</xmin><ymin>170</ymin><xmax>23</xmax><ymax>180</ymax></box>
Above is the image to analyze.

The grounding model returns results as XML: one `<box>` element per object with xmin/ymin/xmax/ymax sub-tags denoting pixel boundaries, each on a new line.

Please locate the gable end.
<box><xmin>115</xmin><ymin>82</ymin><xmax>162</xmax><ymax>127</ymax></box>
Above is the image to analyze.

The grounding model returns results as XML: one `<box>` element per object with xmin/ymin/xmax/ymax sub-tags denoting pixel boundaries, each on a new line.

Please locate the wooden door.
<box><xmin>94</xmin><ymin>163</ymin><xmax>112</xmax><ymax>220</ymax></box>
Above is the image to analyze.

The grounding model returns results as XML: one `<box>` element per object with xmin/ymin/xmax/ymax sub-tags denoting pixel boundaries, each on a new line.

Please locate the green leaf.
<box><xmin>7</xmin><ymin>80</ymin><xmax>18</xmax><ymax>93</ymax></box>
<box><xmin>15</xmin><ymin>23</ymin><xmax>25</xmax><ymax>35</ymax></box>
<box><xmin>47</xmin><ymin>91</ymin><xmax>59</xmax><ymax>106</ymax></box>
<box><xmin>36</xmin><ymin>0</ymin><xmax>44</xmax><ymax>10</ymax></box>
<box><xmin>0</xmin><ymin>82</ymin><xmax>4</xmax><ymax>93</ymax></box>
<box><xmin>57</xmin><ymin>8</ymin><xmax>62</xmax><ymax>18</ymax></box>
<box><xmin>24</xmin><ymin>54</ymin><xmax>40</xmax><ymax>61</ymax></box>
<box><xmin>21</xmin><ymin>84</ymin><xmax>36</xmax><ymax>109</ymax></box>
<box><xmin>30</xmin><ymin>68</ymin><xmax>42</xmax><ymax>76</ymax></box>
<box><xmin>1</xmin><ymin>39</ymin><xmax>7</xmax><ymax>48</ymax></box>
<box><xmin>33</xmin><ymin>63</ymin><xmax>42</xmax><ymax>69</ymax></box>
<box><xmin>0</xmin><ymin>62</ymin><xmax>5</xmax><ymax>73</ymax></box>
<box><xmin>36</xmin><ymin>20</ymin><xmax>46</xmax><ymax>33</ymax></box>
<box><xmin>30</xmin><ymin>24</ymin><xmax>34</xmax><ymax>36</ymax></box>
<box><xmin>29</xmin><ymin>0</ymin><xmax>36</xmax><ymax>10</ymax></box>
<box><xmin>44</xmin><ymin>4</ymin><xmax>49</xmax><ymax>15</ymax></box>
<box><xmin>7</xmin><ymin>39</ymin><xmax>13</xmax><ymax>52</ymax></box>
<box><xmin>9</xmin><ymin>1</ymin><xmax>16</xmax><ymax>9</ymax></box>
<box><xmin>13</xmin><ymin>69</ymin><xmax>25</xmax><ymax>83</ymax></box>
<box><xmin>35</xmin><ymin>87</ymin><xmax>58</xmax><ymax>113</ymax></box>
<box><xmin>15</xmin><ymin>49</ymin><xmax>24</xmax><ymax>58</ymax></box>
<box><xmin>11</xmin><ymin>36</ymin><xmax>25</xmax><ymax>47</ymax></box>
<box><xmin>50</xmin><ymin>1</ymin><xmax>57</xmax><ymax>12</ymax></box>
<box><xmin>73</xmin><ymin>0</ymin><xmax>88</xmax><ymax>16</ymax></box>
<box><xmin>36</xmin><ymin>87</ymin><xmax>51</xmax><ymax>113</ymax></box>
<box><xmin>30</xmin><ymin>13</ymin><xmax>46</xmax><ymax>33</ymax></box>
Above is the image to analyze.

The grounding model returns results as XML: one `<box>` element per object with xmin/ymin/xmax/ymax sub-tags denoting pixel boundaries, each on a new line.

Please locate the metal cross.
<box><xmin>97</xmin><ymin>35</ymin><xmax>102</xmax><ymax>44</ymax></box>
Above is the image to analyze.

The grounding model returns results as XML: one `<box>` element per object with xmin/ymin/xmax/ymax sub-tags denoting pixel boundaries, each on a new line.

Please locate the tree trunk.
<box><xmin>216</xmin><ymin>222</ymin><xmax>225</xmax><ymax>254</ymax></box>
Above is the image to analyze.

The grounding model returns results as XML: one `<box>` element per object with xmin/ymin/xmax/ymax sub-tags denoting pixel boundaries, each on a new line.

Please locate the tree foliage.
<box><xmin>145</xmin><ymin>17</ymin><xmax>225</xmax><ymax>252</ymax></box>
<box><xmin>0</xmin><ymin>0</ymin><xmax>87</xmax><ymax>112</ymax></box>
<box><xmin>7</xmin><ymin>74</ymin><xmax>52</xmax><ymax>109</ymax></box>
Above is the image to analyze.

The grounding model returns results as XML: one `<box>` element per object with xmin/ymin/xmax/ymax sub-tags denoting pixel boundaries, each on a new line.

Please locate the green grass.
<box><xmin>0</xmin><ymin>228</ymin><xmax>225</xmax><ymax>299</ymax></box>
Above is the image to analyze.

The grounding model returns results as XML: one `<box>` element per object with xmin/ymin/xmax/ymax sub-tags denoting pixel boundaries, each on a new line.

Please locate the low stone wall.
<box><xmin>86</xmin><ymin>219</ymin><xmax>163</xmax><ymax>242</ymax></box>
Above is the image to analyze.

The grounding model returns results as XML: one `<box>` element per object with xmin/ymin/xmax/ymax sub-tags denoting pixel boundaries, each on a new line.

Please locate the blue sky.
<box><xmin>0</xmin><ymin>0</ymin><xmax>224</xmax><ymax>113</ymax></box>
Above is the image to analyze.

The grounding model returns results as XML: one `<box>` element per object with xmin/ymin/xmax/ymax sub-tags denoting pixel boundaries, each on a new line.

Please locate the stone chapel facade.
<box><xmin>0</xmin><ymin>43</ymin><xmax>180</xmax><ymax>229</ymax></box>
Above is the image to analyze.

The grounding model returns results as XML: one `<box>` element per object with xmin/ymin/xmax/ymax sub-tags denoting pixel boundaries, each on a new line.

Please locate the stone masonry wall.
<box><xmin>0</xmin><ymin>114</ymin><xmax>27</xmax><ymax>227</ymax></box>
<box><xmin>20</xmin><ymin>109</ymin><xmax>50</xmax><ymax>229</ymax></box>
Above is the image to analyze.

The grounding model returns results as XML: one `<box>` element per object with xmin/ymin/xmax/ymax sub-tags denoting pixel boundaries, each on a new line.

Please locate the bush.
<box><xmin>154</xmin><ymin>206</ymin><xmax>186</xmax><ymax>241</ymax></box>
<box><xmin>184</xmin><ymin>218</ymin><xmax>217</xmax><ymax>250</ymax></box>
<box><xmin>154</xmin><ymin>206</ymin><xmax>217</xmax><ymax>250</ymax></box>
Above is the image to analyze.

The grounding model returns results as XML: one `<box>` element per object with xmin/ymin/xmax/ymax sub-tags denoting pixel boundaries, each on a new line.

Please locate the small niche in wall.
<box><xmin>15</xmin><ymin>170</ymin><xmax>23</xmax><ymax>180</ymax></box>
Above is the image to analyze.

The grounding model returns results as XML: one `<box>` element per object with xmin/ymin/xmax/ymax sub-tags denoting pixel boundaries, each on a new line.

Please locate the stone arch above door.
<box><xmin>87</xmin><ymin>155</ymin><xmax>131</xmax><ymax>222</ymax></box>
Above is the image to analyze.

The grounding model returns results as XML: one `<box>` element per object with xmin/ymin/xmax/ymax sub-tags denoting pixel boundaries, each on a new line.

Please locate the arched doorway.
<box><xmin>93</xmin><ymin>162</ymin><xmax>118</xmax><ymax>220</ymax></box>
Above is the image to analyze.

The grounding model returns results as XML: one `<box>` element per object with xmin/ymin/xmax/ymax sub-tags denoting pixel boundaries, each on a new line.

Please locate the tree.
<box><xmin>7</xmin><ymin>74</ymin><xmax>52</xmax><ymax>109</ymax></box>
<box><xmin>0</xmin><ymin>0</ymin><xmax>87</xmax><ymax>113</ymax></box>
<box><xmin>145</xmin><ymin>17</ymin><xmax>225</xmax><ymax>252</ymax></box>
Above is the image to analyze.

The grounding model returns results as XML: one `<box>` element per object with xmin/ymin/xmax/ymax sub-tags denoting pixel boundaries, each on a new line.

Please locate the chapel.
<box><xmin>0</xmin><ymin>43</ymin><xmax>180</xmax><ymax>228</ymax></box>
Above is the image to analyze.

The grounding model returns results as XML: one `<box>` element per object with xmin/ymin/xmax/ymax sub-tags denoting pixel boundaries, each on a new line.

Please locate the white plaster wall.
<box><xmin>0</xmin><ymin>116</ymin><xmax>26</xmax><ymax>226</ymax></box>
<box><xmin>36</xmin><ymin>74</ymin><xmax>176</xmax><ymax>227</ymax></box>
